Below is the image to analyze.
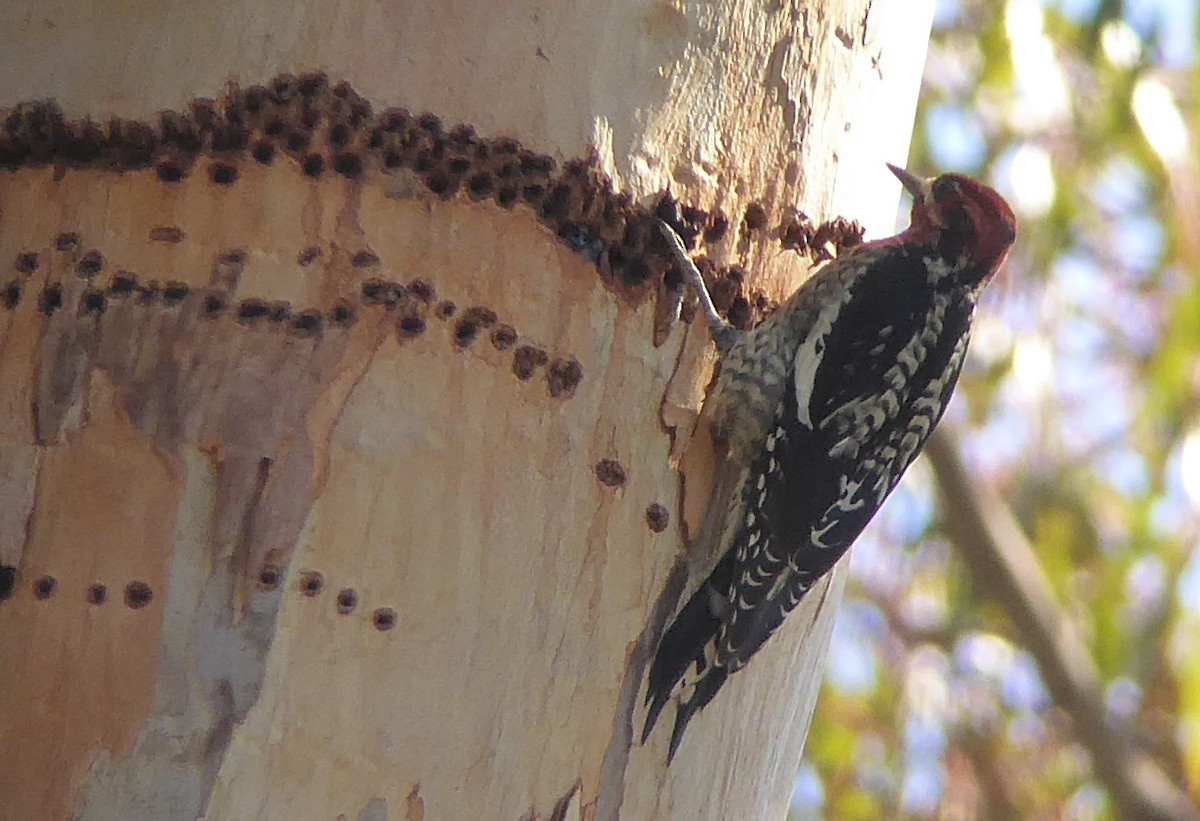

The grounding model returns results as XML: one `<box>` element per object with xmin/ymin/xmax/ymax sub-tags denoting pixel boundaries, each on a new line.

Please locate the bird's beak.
<box><xmin>887</xmin><ymin>163</ymin><xmax>929</xmax><ymax>201</ymax></box>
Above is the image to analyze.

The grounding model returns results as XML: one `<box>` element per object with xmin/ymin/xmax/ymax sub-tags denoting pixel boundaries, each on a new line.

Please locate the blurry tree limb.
<box><xmin>926</xmin><ymin>426</ymin><xmax>1199</xmax><ymax>821</ymax></box>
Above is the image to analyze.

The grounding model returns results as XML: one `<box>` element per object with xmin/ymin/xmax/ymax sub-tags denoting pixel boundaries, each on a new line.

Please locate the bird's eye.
<box><xmin>936</xmin><ymin>204</ymin><xmax>975</xmax><ymax>261</ymax></box>
<box><xmin>947</xmin><ymin>205</ymin><xmax>973</xmax><ymax>234</ymax></box>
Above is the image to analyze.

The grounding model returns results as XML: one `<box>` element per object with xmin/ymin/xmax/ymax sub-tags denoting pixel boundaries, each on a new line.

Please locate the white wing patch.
<box><xmin>792</xmin><ymin>294</ymin><xmax>848</xmax><ymax>429</ymax></box>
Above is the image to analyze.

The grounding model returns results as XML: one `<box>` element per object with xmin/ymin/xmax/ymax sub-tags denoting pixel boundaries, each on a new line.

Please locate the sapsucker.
<box><xmin>643</xmin><ymin>165</ymin><xmax>1017</xmax><ymax>760</ymax></box>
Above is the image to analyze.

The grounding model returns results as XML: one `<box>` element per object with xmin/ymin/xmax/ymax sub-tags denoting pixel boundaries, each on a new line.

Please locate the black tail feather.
<box><xmin>667</xmin><ymin>666</ymin><xmax>729</xmax><ymax>761</ymax></box>
<box><xmin>642</xmin><ymin>553</ymin><xmax>736</xmax><ymax>753</ymax></box>
<box><xmin>641</xmin><ymin>580</ymin><xmax>718</xmax><ymax>744</ymax></box>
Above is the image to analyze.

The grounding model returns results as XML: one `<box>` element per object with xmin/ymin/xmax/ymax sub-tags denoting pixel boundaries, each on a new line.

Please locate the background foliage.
<box><xmin>793</xmin><ymin>0</ymin><xmax>1200</xmax><ymax>817</ymax></box>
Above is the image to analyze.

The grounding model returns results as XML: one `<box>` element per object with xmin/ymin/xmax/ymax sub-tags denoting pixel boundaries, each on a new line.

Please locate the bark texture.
<box><xmin>0</xmin><ymin>1</ymin><xmax>932</xmax><ymax>818</ymax></box>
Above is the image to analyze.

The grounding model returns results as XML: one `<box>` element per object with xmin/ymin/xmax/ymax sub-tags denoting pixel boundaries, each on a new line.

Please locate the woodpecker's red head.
<box><xmin>889</xmin><ymin>164</ymin><xmax>1017</xmax><ymax>284</ymax></box>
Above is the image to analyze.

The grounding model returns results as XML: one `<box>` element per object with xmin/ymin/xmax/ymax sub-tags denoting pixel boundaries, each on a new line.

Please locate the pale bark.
<box><xmin>0</xmin><ymin>2</ymin><xmax>931</xmax><ymax>819</ymax></box>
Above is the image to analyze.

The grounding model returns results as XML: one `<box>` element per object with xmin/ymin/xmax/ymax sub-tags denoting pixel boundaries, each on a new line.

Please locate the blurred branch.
<box><xmin>926</xmin><ymin>426</ymin><xmax>1199</xmax><ymax>821</ymax></box>
<box><xmin>873</xmin><ymin>592</ymin><xmax>1021</xmax><ymax>820</ymax></box>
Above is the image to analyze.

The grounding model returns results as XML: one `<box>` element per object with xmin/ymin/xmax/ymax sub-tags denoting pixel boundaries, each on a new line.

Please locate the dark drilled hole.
<box><xmin>15</xmin><ymin>252</ymin><xmax>39</xmax><ymax>273</ymax></box>
<box><xmin>448</xmin><ymin>122</ymin><xmax>475</xmax><ymax>146</ymax></box>
<box><xmin>547</xmin><ymin>357</ymin><xmax>584</xmax><ymax>398</ymax></box>
<box><xmin>80</xmin><ymin>289</ymin><xmax>106</xmax><ymax>315</ymax></box>
<box><xmin>333</xmin><ymin>152</ymin><xmax>363</xmax><ymax>178</ymax></box>
<box><xmin>202</xmin><ymin>293</ymin><xmax>228</xmax><ymax>316</ymax></box>
<box><xmin>728</xmin><ymin>295</ymin><xmax>752</xmax><ymax>330</ymax></box>
<box><xmin>522</xmin><ymin>184</ymin><xmax>547</xmax><ymax>205</ymax></box>
<box><xmin>328</xmin><ymin>122</ymin><xmax>352</xmax><ymax>148</ymax></box>
<box><xmin>373</xmin><ymin>607</ymin><xmax>397</xmax><ymax>631</ymax></box>
<box><xmin>33</xmin><ymin>575</ymin><xmax>57</xmax><ymax>599</ymax></box>
<box><xmin>705</xmin><ymin>212</ymin><xmax>730</xmax><ymax>244</ymax></box>
<box><xmin>292</xmin><ymin>310</ymin><xmax>322</xmax><ymax>335</ymax></box>
<box><xmin>238</xmin><ymin>298</ymin><xmax>270</xmax><ymax>322</ymax></box>
<box><xmin>330</xmin><ymin>300</ymin><xmax>355</xmax><ymax>327</ymax></box>
<box><xmin>780</xmin><ymin>219</ymin><xmax>811</xmax><ymax>251</ymax></box>
<box><xmin>495</xmin><ymin>161</ymin><xmax>521</xmax><ymax>180</ymax></box>
<box><xmin>490</xmin><ymin>324</ymin><xmax>517</xmax><ymax>350</ymax></box>
<box><xmin>513</xmin><ymin>345</ymin><xmax>548</xmax><ymax>380</ymax></box>
<box><xmin>466</xmin><ymin>173</ymin><xmax>494</xmax><ymax>200</ymax></box>
<box><xmin>425</xmin><ymin>169</ymin><xmax>458</xmax><ymax>198</ymax></box>
<box><xmin>492</xmin><ymin>137</ymin><xmax>520</xmax><ymax>156</ymax></box>
<box><xmin>39</xmin><ymin>284</ymin><xmax>63</xmax><ymax>315</ymax></box>
<box><xmin>191</xmin><ymin>99</ymin><xmax>217</xmax><ymax>129</ymax></box>
<box><xmin>539</xmin><ymin>185</ymin><xmax>573</xmax><ymax>221</ymax></box>
<box><xmin>382</xmin><ymin>108</ymin><xmax>410</xmax><ymax>132</ymax></box>
<box><xmin>244</xmin><ymin>86</ymin><xmax>268</xmax><ymax>113</ymax></box>
<box><xmin>219</xmin><ymin>248</ymin><xmax>248</xmax><ymax>266</ymax></box>
<box><xmin>743</xmin><ymin>202</ymin><xmax>768</xmax><ymax>232</ymax></box>
<box><xmin>287</xmin><ymin>130</ymin><xmax>312</xmax><ymax>152</ymax></box>
<box><xmin>522</xmin><ymin>152</ymin><xmax>556</xmax><ymax>175</ymax></box>
<box><xmin>351</xmin><ymin>250</ymin><xmax>380</xmax><ymax>268</ymax></box>
<box><xmin>75</xmin><ymin>250</ymin><xmax>103</xmax><ymax>277</ymax></box>
<box><xmin>136</xmin><ymin>283</ymin><xmax>161</xmax><ymax>305</ymax></box>
<box><xmin>2</xmin><ymin>279</ymin><xmax>22</xmax><ymax>309</ymax></box>
<box><xmin>0</xmin><ymin>565</ymin><xmax>14</xmax><ymax>600</ymax></box>
<box><xmin>125</xmin><ymin>581</ymin><xmax>153</xmax><ymax>609</ymax></box>
<box><xmin>252</xmin><ymin>140</ymin><xmax>275</xmax><ymax>164</ymax></box>
<box><xmin>434</xmin><ymin>300</ymin><xmax>456</xmax><ymax>320</ymax></box>
<box><xmin>408</xmin><ymin>278</ymin><xmax>435</xmax><ymax>303</ymax></box>
<box><xmin>163</xmin><ymin>281</ymin><xmax>190</xmax><ymax>304</ymax></box>
<box><xmin>398</xmin><ymin>313</ymin><xmax>426</xmax><ymax>337</ymax></box>
<box><xmin>452</xmin><ymin>306</ymin><xmax>497</xmax><ymax>347</ymax></box>
<box><xmin>209</xmin><ymin>162</ymin><xmax>238</xmax><ymax>185</ymax></box>
<box><xmin>149</xmin><ymin>225</ymin><xmax>185</xmax><ymax>243</ymax></box>
<box><xmin>110</xmin><ymin>273</ymin><xmax>137</xmax><ymax>296</ymax></box>
<box><xmin>496</xmin><ymin>186</ymin><xmax>519</xmax><ymax>209</ymax></box>
<box><xmin>594</xmin><ymin>459</ymin><xmax>627</xmax><ymax>488</ymax></box>
<box><xmin>299</xmin><ymin>571</ymin><xmax>324</xmax><ymax>597</ymax></box>
<box><xmin>301</xmin><ymin>153</ymin><xmax>325</xmax><ymax>177</ymax></box>
<box><xmin>416</xmin><ymin>112</ymin><xmax>442</xmax><ymax>134</ymax></box>
<box><xmin>466</xmin><ymin>306</ymin><xmax>497</xmax><ymax>325</ymax></box>
<box><xmin>86</xmin><ymin>583</ymin><xmax>108</xmax><ymax>605</ymax></box>
<box><xmin>362</xmin><ymin>278</ymin><xmax>402</xmax><ymax>305</ymax></box>
<box><xmin>454</xmin><ymin>319</ymin><xmax>480</xmax><ymax>345</ymax></box>
<box><xmin>336</xmin><ymin>588</ymin><xmax>358</xmax><ymax>614</ymax></box>
<box><xmin>55</xmin><ymin>232</ymin><xmax>80</xmax><ymax>252</ymax></box>
<box><xmin>156</xmin><ymin>159</ymin><xmax>185</xmax><ymax>182</ymax></box>
<box><xmin>258</xmin><ymin>563</ymin><xmax>281</xmax><ymax>590</ymax></box>
<box><xmin>267</xmin><ymin>301</ymin><xmax>291</xmax><ymax>323</ymax></box>
<box><xmin>622</xmin><ymin>258</ymin><xmax>652</xmax><ymax>286</ymax></box>
<box><xmin>646</xmin><ymin>503</ymin><xmax>670</xmax><ymax>533</ymax></box>
<box><xmin>210</xmin><ymin>123</ymin><xmax>248</xmax><ymax>153</ymax></box>
<box><xmin>271</xmin><ymin>74</ymin><xmax>299</xmax><ymax>102</ymax></box>
<box><xmin>298</xmin><ymin>72</ymin><xmax>328</xmax><ymax>97</ymax></box>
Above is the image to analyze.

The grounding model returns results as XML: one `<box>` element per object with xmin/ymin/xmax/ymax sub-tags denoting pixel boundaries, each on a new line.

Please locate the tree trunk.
<box><xmin>0</xmin><ymin>2</ymin><xmax>932</xmax><ymax>818</ymax></box>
